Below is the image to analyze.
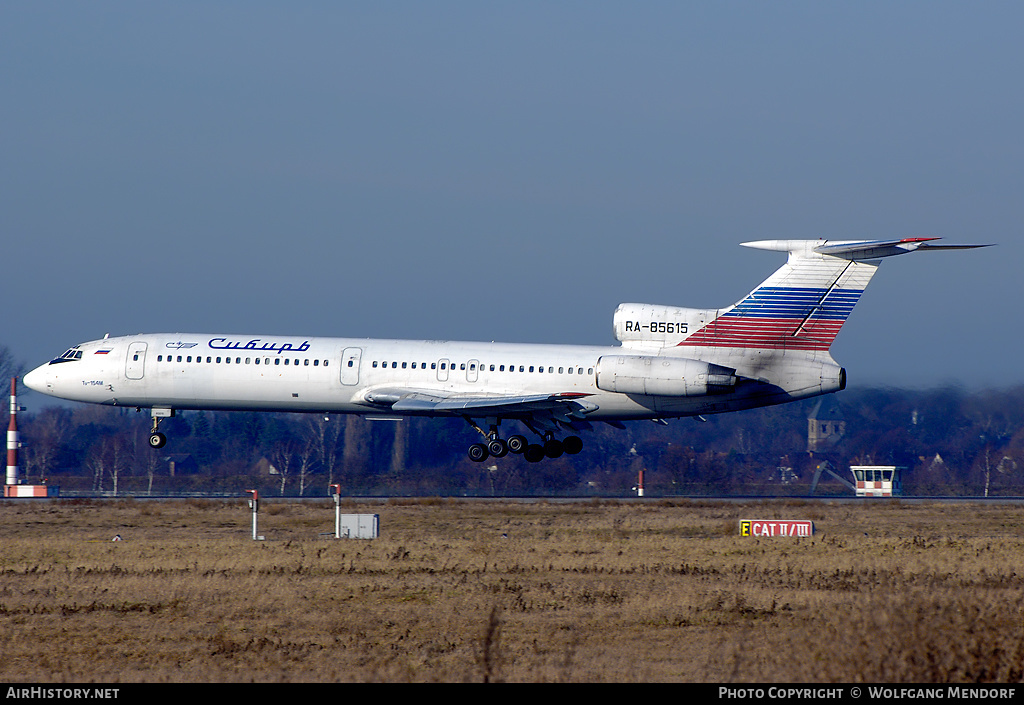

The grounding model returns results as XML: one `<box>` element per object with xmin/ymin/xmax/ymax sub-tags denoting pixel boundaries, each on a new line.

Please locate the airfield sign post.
<box><xmin>329</xmin><ymin>484</ymin><xmax>341</xmax><ymax>539</ymax></box>
<box><xmin>245</xmin><ymin>489</ymin><xmax>259</xmax><ymax>540</ymax></box>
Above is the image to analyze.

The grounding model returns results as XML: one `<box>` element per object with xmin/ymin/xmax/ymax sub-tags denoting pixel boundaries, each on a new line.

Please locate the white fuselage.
<box><xmin>23</xmin><ymin>331</ymin><xmax>841</xmax><ymax>422</ymax></box>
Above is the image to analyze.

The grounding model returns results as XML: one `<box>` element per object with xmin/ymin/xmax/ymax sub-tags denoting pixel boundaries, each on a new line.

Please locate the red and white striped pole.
<box><xmin>7</xmin><ymin>378</ymin><xmax>19</xmax><ymax>487</ymax></box>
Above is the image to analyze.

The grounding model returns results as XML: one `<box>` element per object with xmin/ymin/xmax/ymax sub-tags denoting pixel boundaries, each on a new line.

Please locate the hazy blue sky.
<box><xmin>2</xmin><ymin>2</ymin><xmax>1020</xmax><ymax>399</ymax></box>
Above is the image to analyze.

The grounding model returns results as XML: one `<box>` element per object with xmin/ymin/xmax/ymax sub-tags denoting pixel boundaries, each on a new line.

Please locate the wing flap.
<box><xmin>366</xmin><ymin>388</ymin><xmax>598</xmax><ymax>418</ymax></box>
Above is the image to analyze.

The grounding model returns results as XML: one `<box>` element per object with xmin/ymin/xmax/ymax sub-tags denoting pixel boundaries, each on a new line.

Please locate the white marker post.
<box><xmin>246</xmin><ymin>489</ymin><xmax>259</xmax><ymax>540</ymax></box>
<box><xmin>329</xmin><ymin>484</ymin><xmax>341</xmax><ymax>539</ymax></box>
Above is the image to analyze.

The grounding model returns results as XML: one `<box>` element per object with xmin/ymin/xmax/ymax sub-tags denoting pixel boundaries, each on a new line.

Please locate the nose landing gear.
<box><xmin>146</xmin><ymin>408</ymin><xmax>174</xmax><ymax>449</ymax></box>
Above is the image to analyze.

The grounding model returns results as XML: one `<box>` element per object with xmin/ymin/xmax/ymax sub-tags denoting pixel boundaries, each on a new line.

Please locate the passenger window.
<box><xmin>304</xmin><ymin>359</ymin><xmax>310</xmax><ymax>366</ymax></box>
<box><xmin>275</xmin><ymin>358</ymin><xmax>281</xmax><ymax>365</ymax></box>
<box><xmin>236</xmin><ymin>357</ymin><xmax>241</xmax><ymax>364</ymax></box>
<box><xmin>529</xmin><ymin>366</ymin><xmax>535</xmax><ymax>373</ymax></box>
<box><xmin>519</xmin><ymin>366</ymin><xmax>524</xmax><ymax>372</ymax></box>
<box><xmin>217</xmin><ymin>357</ymin><xmax>222</xmax><ymax>363</ymax></box>
<box><xmin>157</xmin><ymin>355</ymin><xmax>163</xmax><ymax>362</ymax></box>
<box><xmin>255</xmin><ymin>358</ymin><xmax>260</xmax><ymax>365</ymax></box>
<box><xmin>391</xmin><ymin>361</ymin><xmax>397</xmax><ymax>368</ymax></box>
<box><xmin>432</xmin><ymin>363</ymin><xmax>437</xmax><ymax>369</ymax></box>
<box><xmin>206</xmin><ymin>357</ymin><xmax>212</xmax><ymax>363</ymax></box>
<box><xmin>348</xmin><ymin>360</ymin><xmax>354</xmax><ymax>367</ymax></box>
<box><xmin>489</xmin><ymin>364</ymin><xmax>495</xmax><ymax>371</ymax></box>
<box><xmin>559</xmin><ymin>367</ymin><xmax>564</xmax><ymax>374</ymax></box>
<box><xmin>401</xmin><ymin>362</ymin><xmax>406</xmax><ymax>369</ymax></box>
<box><xmin>177</xmin><ymin>356</ymin><xmax>182</xmax><ymax>362</ymax></box>
<box><xmin>324</xmin><ymin>360</ymin><xmax>328</xmax><ymax>367</ymax></box>
<box><xmin>314</xmin><ymin>360</ymin><xmax>319</xmax><ymax>366</ymax></box>
<box><xmin>245</xmin><ymin>358</ymin><xmax>251</xmax><ymax>364</ymax></box>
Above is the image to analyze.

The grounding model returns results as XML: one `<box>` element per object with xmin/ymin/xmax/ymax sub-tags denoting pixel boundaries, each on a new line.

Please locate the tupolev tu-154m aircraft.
<box><xmin>24</xmin><ymin>238</ymin><xmax>988</xmax><ymax>463</ymax></box>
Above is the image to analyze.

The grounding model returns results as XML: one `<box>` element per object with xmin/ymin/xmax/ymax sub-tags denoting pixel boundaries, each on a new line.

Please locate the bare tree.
<box><xmin>131</xmin><ymin>423</ymin><xmax>163</xmax><ymax>494</ymax></box>
<box><xmin>295</xmin><ymin>440</ymin><xmax>316</xmax><ymax>496</ymax></box>
<box><xmin>21</xmin><ymin>407</ymin><xmax>71</xmax><ymax>482</ymax></box>
<box><xmin>268</xmin><ymin>438</ymin><xmax>298</xmax><ymax>496</ymax></box>
<box><xmin>0</xmin><ymin>345</ymin><xmax>25</xmax><ymax>387</ymax></box>
<box><xmin>304</xmin><ymin>415</ymin><xmax>342</xmax><ymax>486</ymax></box>
<box><xmin>87</xmin><ymin>436</ymin><xmax>130</xmax><ymax>495</ymax></box>
<box><xmin>343</xmin><ymin>415</ymin><xmax>370</xmax><ymax>481</ymax></box>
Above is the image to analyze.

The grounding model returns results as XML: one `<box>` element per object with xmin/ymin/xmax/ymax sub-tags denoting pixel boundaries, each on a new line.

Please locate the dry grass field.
<box><xmin>0</xmin><ymin>497</ymin><xmax>1023</xmax><ymax>682</ymax></box>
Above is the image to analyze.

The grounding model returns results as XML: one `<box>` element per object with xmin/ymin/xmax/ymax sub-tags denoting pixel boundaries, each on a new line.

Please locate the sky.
<box><xmin>2</xmin><ymin>2</ymin><xmax>1021</xmax><ymax>405</ymax></box>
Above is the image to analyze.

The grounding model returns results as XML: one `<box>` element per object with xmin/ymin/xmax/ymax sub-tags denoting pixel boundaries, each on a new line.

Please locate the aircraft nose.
<box><xmin>23</xmin><ymin>365</ymin><xmax>48</xmax><ymax>393</ymax></box>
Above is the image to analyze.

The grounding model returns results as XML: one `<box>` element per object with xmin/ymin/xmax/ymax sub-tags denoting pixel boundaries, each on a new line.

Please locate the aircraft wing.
<box><xmin>363</xmin><ymin>388</ymin><xmax>598</xmax><ymax>432</ymax></box>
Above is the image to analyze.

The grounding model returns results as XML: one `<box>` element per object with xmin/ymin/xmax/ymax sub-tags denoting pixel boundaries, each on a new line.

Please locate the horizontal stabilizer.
<box><xmin>682</xmin><ymin>237</ymin><xmax>992</xmax><ymax>352</ymax></box>
<box><xmin>812</xmin><ymin>238</ymin><xmax>992</xmax><ymax>260</ymax></box>
<box><xmin>741</xmin><ymin>238</ymin><xmax>992</xmax><ymax>261</ymax></box>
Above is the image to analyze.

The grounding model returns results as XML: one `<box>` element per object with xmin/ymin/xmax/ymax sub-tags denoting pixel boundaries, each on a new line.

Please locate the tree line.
<box><xmin>6</xmin><ymin>380</ymin><xmax>1024</xmax><ymax>497</ymax></box>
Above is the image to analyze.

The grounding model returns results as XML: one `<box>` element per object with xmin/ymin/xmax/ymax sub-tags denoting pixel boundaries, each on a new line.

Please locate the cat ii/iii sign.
<box><xmin>739</xmin><ymin>520</ymin><xmax>814</xmax><ymax>537</ymax></box>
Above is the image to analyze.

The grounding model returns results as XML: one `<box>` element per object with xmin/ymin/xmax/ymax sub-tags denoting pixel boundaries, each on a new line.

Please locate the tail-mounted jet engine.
<box><xmin>595</xmin><ymin>355</ymin><xmax>737</xmax><ymax>397</ymax></box>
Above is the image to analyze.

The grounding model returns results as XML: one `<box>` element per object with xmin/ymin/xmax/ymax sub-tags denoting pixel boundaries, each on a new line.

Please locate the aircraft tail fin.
<box><xmin>677</xmin><ymin>238</ymin><xmax>991</xmax><ymax>352</ymax></box>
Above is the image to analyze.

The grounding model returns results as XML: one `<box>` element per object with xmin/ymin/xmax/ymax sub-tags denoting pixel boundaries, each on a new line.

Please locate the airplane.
<box><xmin>23</xmin><ymin>238</ymin><xmax>988</xmax><ymax>464</ymax></box>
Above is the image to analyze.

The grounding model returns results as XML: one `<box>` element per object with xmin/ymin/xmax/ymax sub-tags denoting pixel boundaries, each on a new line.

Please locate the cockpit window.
<box><xmin>49</xmin><ymin>347</ymin><xmax>83</xmax><ymax>364</ymax></box>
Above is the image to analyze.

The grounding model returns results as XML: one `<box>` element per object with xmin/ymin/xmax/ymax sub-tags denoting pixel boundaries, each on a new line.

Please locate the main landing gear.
<box><xmin>466</xmin><ymin>420</ymin><xmax>583</xmax><ymax>463</ymax></box>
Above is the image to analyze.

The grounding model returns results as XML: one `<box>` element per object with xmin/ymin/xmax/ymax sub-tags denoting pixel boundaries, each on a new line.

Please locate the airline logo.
<box><xmin>94</xmin><ymin>349</ymin><xmax>112</xmax><ymax>355</ymax></box>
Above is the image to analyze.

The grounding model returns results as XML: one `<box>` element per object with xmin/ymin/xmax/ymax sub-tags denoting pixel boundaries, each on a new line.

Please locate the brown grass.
<box><xmin>0</xmin><ymin>498</ymin><xmax>1022</xmax><ymax>682</ymax></box>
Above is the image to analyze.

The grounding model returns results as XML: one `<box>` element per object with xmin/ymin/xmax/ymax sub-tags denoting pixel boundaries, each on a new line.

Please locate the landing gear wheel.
<box><xmin>506</xmin><ymin>435</ymin><xmax>528</xmax><ymax>454</ymax></box>
<box><xmin>524</xmin><ymin>444</ymin><xmax>545</xmax><ymax>463</ymax></box>
<box><xmin>544</xmin><ymin>439</ymin><xmax>564</xmax><ymax>459</ymax></box>
<box><xmin>487</xmin><ymin>439</ymin><xmax>508</xmax><ymax>458</ymax></box>
<box><xmin>148</xmin><ymin>432</ymin><xmax>167</xmax><ymax>449</ymax></box>
<box><xmin>562</xmin><ymin>435</ymin><xmax>583</xmax><ymax>455</ymax></box>
<box><xmin>468</xmin><ymin>443</ymin><xmax>489</xmax><ymax>462</ymax></box>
